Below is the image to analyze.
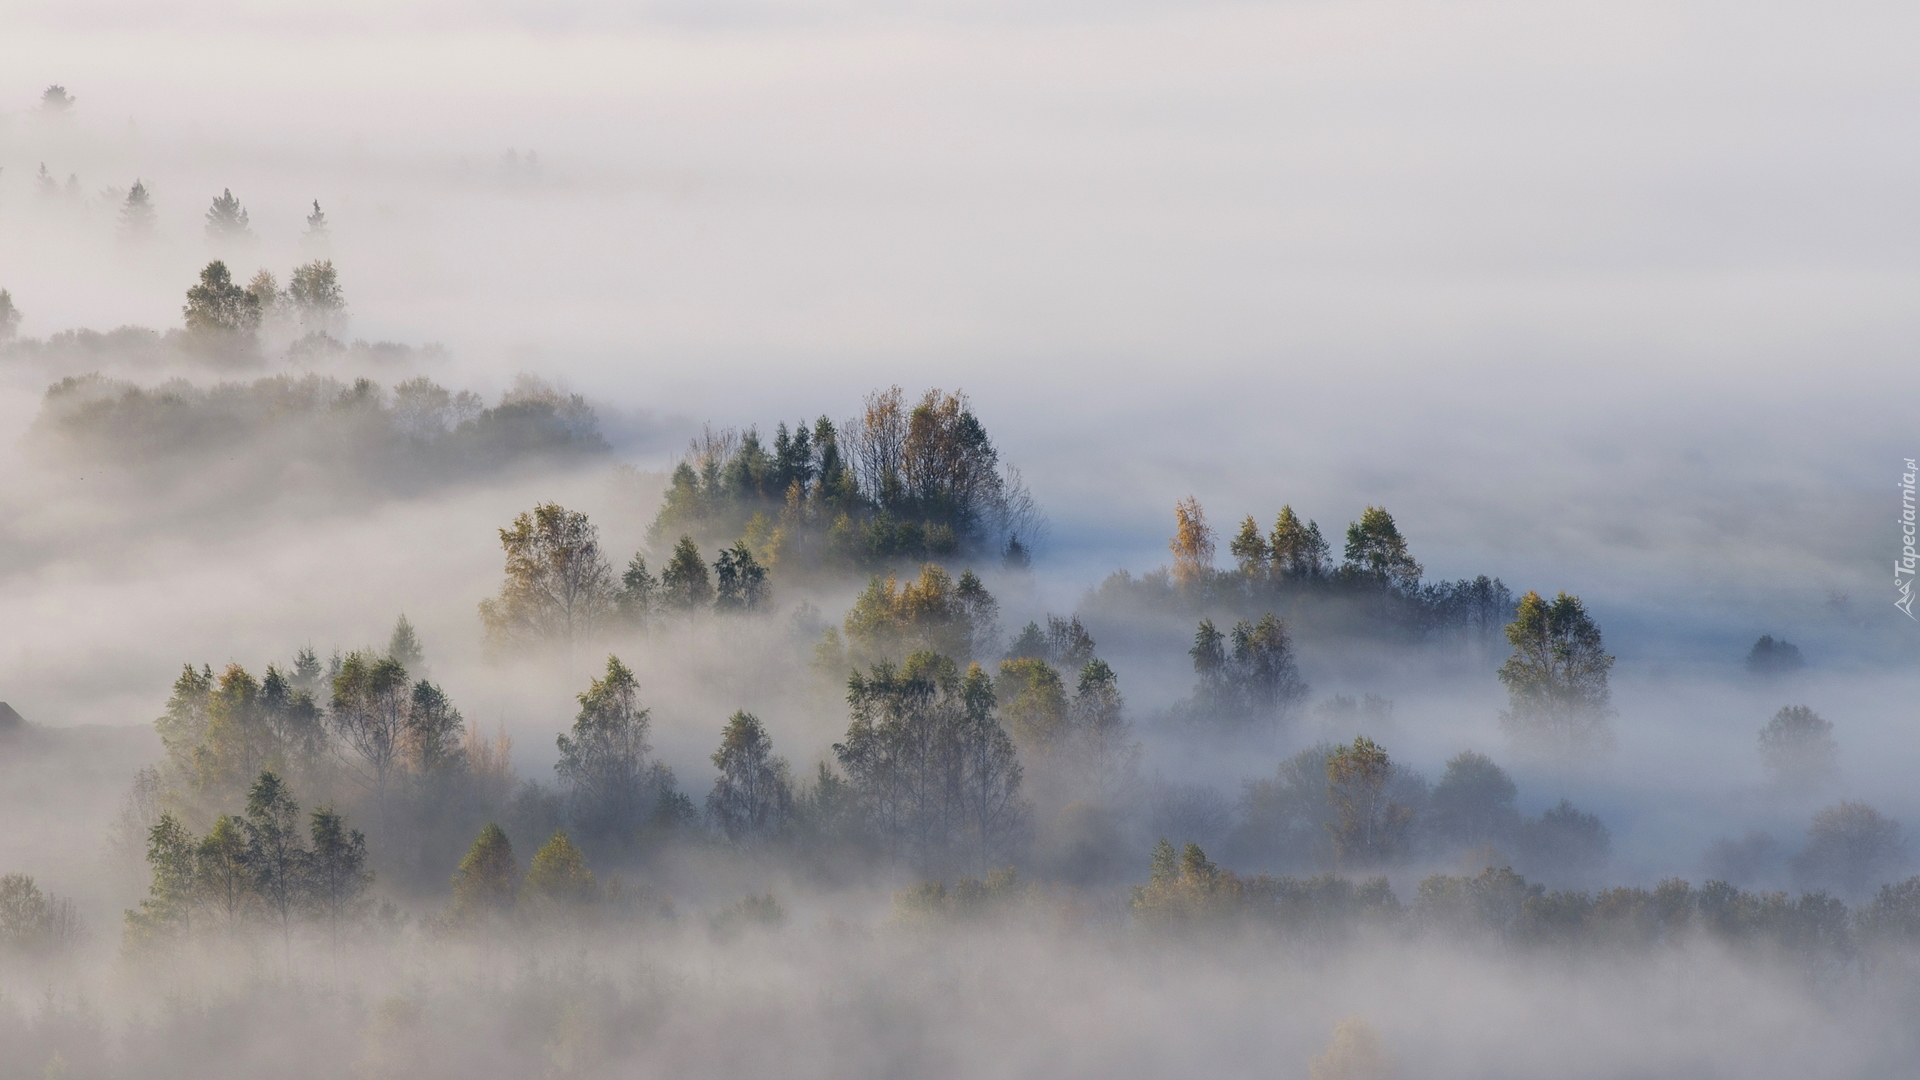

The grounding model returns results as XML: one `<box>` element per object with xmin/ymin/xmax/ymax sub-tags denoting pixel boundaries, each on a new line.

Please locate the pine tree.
<box><xmin>387</xmin><ymin>614</ymin><xmax>425</xmax><ymax>672</ymax></box>
<box><xmin>204</xmin><ymin>188</ymin><xmax>252</xmax><ymax>242</ymax></box>
<box><xmin>1229</xmin><ymin>515</ymin><xmax>1270</xmax><ymax>579</ymax></box>
<box><xmin>305</xmin><ymin>200</ymin><xmax>329</xmax><ymax>237</ymax></box>
<box><xmin>615</xmin><ymin>553</ymin><xmax>658</xmax><ymax>625</ymax></box>
<box><xmin>660</xmin><ymin>535</ymin><xmax>713</xmax><ymax>611</ymax></box>
<box><xmin>118</xmin><ymin>180</ymin><xmax>157</xmax><ymax>241</ymax></box>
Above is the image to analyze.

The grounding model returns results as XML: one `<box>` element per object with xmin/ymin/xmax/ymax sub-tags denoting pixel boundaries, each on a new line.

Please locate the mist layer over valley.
<box><xmin>2</xmin><ymin>2</ymin><xmax>1919</xmax><ymax>1077</ymax></box>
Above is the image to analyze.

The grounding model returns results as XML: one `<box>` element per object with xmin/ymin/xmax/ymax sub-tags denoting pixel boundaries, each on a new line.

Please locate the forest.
<box><xmin>4</xmin><ymin>36</ymin><xmax>1918</xmax><ymax>1078</ymax></box>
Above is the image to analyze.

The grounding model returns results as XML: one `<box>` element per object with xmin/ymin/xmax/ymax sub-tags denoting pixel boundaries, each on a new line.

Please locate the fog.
<box><xmin>2</xmin><ymin>0</ymin><xmax>1918</xmax><ymax>1076</ymax></box>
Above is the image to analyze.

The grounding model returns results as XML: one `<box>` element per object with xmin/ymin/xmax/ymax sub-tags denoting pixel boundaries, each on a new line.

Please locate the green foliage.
<box><xmin>1498</xmin><ymin>590</ymin><xmax>1615</xmax><ymax>751</ymax></box>
<box><xmin>1428</xmin><ymin>750</ymin><xmax>1520</xmax><ymax>849</ymax></box>
<box><xmin>204</xmin><ymin>189</ymin><xmax>252</xmax><ymax>242</ymax></box>
<box><xmin>480</xmin><ymin>503</ymin><xmax>616</xmax><ymax>652</ymax></box>
<box><xmin>452</xmin><ymin>824</ymin><xmax>519</xmax><ymax>919</ymax></box>
<box><xmin>307</xmin><ymin>807</ymin><xmax>372</xmax><ymax>943</ymax></box>
<box><xmin>182</xmin><ymin>260</ymin><xmax>260</xmax><ymax>355</ymax></box>
<box><xmin>835</xmin><ymin>651</ymin><xmax>1028</xmax><ymax>875</ymax></box>
<box><xmin>32</xmin><ymin>372</ymin><xmax>607</xmax><ymax>491</ymax></box>
<box><xmin>713</xmin><ymin>541</ymin><xmax>770</xmax><ymax>612</ymax></box>
<box><xmin>893</xmin><ymin>867</ymin><xmax>1028</xmax><ymax>925</ymax></box>
<box><xmin>1341</xmin><ymin>506</ymin><xmax>1421</xmax><ymax>591</ymax></box>
<box><xmin>842</xmin><ymin>564</ymin><xmax>999</xmax><ymax>667</ymax></box>
<box><xmin>0</xmin><ymin>875</ymin><xmax>82</xmax><ymax>957</ymax></box>
<box><xmin>1187</xmin><ymin>613</ymin><xmax>1308</xmax><ymax>724</ymax></box>
<box><xmin>387</xmin><ymin>615</ymin><xmax>425</xmax><ymax>672</ymax></box>
<box><xmin>707</xmin><ymin>712</ymin><xmax>794</xmax><ymax>844</ymax></box>
<box><xmin>645</xmin><ymin>389</ymin><xmax>1038</xmax><ymax>577</ymax></box>
<box><xmin>614</xmin><ymin>554</ymin><xmax>658</xmax><ymax>625</ymax></box>
<box><xmin>125</xmin><ymin>813</ymin><xmax>199</xmax><ymax>948</ymax></box>
<box><xmin>288</xmin><ymin>260</ymin><xmax>346</xmax><ymax>335</ymax></box>
<box><xmin>196</xmin><ymin>814</ymin><xmax>252</xmax><ymax>926</ymax></box>
<box><xmin>1325</xmin><ymin>737</ymin><xmax>1413</xmax><ymax>866</ymax></box>
<box><xmin>995</xmin><ymin>658</ymin><xmax>1068</xmax><ymax>751</ymax></box>
<box><xmin>525</xmin><ymin>831</ymin><xmax>597</xmax><ymax>907</ymax></box>
<box><xmin>243</xmin><ymin>772</ymin><xmax>309</xmax><ymax>948</ymax></box>
<box><xmin>556</xmin><ymin>656</ymin><xmax>668</xmax><ymax>846</ymax></box>
<box><xmin>660</xmin><ymin>535</ymin><xmax>713</xmax><ymax>611</ymax></box>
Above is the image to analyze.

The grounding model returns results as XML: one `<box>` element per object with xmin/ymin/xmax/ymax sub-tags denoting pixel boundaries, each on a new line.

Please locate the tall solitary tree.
<box><xmin>1497</xmin><ymin>590</ymin><xmax>1616</xmax><ymax>752</ymax></box>
<box><xmin>707</xmin><ymin>712</ymin><xmax>794</xmax><ymax>844</ymax></box>
<box><xmin>1169</xmin><ymin>497</ymin><xmax>1216</xmax><ymax>590</ymax></box>
<box><xmin>555</xmin><ymin>656</ymin><xmax>655</xmax><ymax>843</ymax></box>
<box><xmin>479</xmin><ymin>503</ymin><xmax>616</xmax><ymax>652</ymax></box>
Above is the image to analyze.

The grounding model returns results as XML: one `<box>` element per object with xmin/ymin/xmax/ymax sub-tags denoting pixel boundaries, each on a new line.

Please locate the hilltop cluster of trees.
<box><xmin>478</xmin><ymin>505</ymin><xmax>773</xmax><ymax>653</ymax></box>
<box><xmin>1090</xmin><ymin>500</ymin><xmax>1517</xmax><ymax>650</ymax></box>
<box><xmin>646</xmin><ymin>387</ymin><xmax>1043</xmax><ymax>576</ymax></box>
<box><xmin>30</xmin><ymin>372</ymin><xmax>605</xmax><ymax>499</ymax></box>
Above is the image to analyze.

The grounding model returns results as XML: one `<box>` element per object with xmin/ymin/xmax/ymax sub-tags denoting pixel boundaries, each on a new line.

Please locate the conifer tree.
<box><xmin>204</xmin><ymin>188</ymin><xmax>252</xmax><ymax>243</ymax></box>
<box><xmin>660</xmin><ymin>535</ymin><xmax>713</xmax><ymax>611</ymax></box>
<box><xmin>118</xmin><ymin>180</ymin><xmax>157</xmax><ymax>241</ymax></box>
<box><xmin>387</xmin><ymin>614</ymin><xmax>425</xmax><ymax>672</ymax></box>
<box><xmin>1229</xmin><ymin>515</ymin><xmax>1270</xmax><ymax>579</ymax></box>
<box><xmin>615</xmin><ymin>553</ymin><xmax>658</xmax><ymax>625</ymax></box>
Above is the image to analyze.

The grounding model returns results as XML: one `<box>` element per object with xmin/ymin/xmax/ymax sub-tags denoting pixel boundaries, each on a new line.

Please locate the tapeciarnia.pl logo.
<box><xmin>1899</xmin><ymin>458</ymin><xmax>1917</xmax><ymax>619</ymax></box>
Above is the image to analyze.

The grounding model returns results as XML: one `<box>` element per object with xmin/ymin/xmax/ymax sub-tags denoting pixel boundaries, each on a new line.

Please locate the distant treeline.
<box><xmin>648</xmin><ymin>386</ymin><xmax>1044</xmax><ymax>574</ymax></box>
<box><xmin>1088</xmin><ymin>499</ymin><xmax>1518</xmax><ymax>648</ymax></box>
<box><xmin>29</xmin><ymin>372</ymin><xmax>606</xmax><ymax>494</ymax></box>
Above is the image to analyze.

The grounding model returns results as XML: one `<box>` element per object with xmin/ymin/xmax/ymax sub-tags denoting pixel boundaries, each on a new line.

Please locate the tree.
<box><xmin>707</xmin><ymin>712</ymin><xmax>794</xmax><ymax>844</ymax></box>
<box><xmin>405</xmin><ymin>680</ymin><xmax>466</xmax><ymax>776</ymax></box>
<box><xmin>1326</xmin><ymin>737</ymin><xmax>1412</xmax><ymax>866</ymax></box>
<box><xmin>1270</xmin><ymin>505</ymin><xmax>1330</xmax><ymax>580</ymax></box>
<box><xmin>195</xmin><ymin>814</ymin><xmax>252</xmax><ymax>928</ymax></box>
<box><xmin>306</xmin><ymin>807</ymin><xmax>371</xmax><ymax>954</ymax></box>
<box><xmin>1516</xmin><ymin>800</ymin><xmax>1611</xmax><ymax>885</ymax></box>
<box><xmin>304</xmin><ymin>200</ymin><xmax>330</xmax><ymax>242</ymax></box>
<box><xmin>1791</xmin><ymin>802</ymin><xmax>1904</xmax><ymax>898</ymax></box>
<box><xmin>182</xmin><ymin>260</ymin><xmax>261</xmax><ymax>340</ymax></box>
<box><xmin>119</xmin><ymin>180</ymin><xmax>157</xmax><ymax>241</ymax></box>
<box><xmin>388</xmin><ymin>614</ymin><xmax>425</xmax><ymax>672</ymax></box>
<box><xmin>1497</xmin><ymin>591</ymin><xmax>1615</xmax><ymax>751</ymax></box>
<box><xmin>555</xmin><ymin>656</ymin><xmax>655</xmax><ymax>843</ymax></box>
<box><xmin>125</xmin><ymin>813</ymin><xmax>199</xmax><ymax>947</ymax></box>
<box><xmin>1229</xmin><ymin>515</ymin><xmax>1270</xmax><ymax>578</ymax></box>
<box><xmin>1429</xmin><ymin>750</ymin><xmax>1520</xmax><ymax>850</ymax></box>
<box><xmin>1746</xmin><ymin>635</ymin><xmax>1805</xmax><ymax>676</ymax></box>
<box><xmin>842</xmin><ymin>564</ymin><xmax>1000</xmax><ymax>665</ymax></box>
<box><xmin>1309</xmin><ymin>1017</ymin><xmax>1394</xmax><ymax>1080</ymax></box>
<box><xmin>615</xmin><ymin>553</ymin><xmax>658</xmax><ymax>625</ymax></box>
<box><xmin>40</xmin><ymin>85</ymin><xmax>75</xmax><ymax>114</ymax></box>
<box><xmin>288</xmin><ymin>260</ymin><xmax>346</xmax><ymax>335</ymax></box>
<box><xmin>1342</xmin><ymin>506</ymin><xmax>1421</xmax><ymax>591</ymax></box>
<box><xmin>205</xmin><ymin>188</ymin><xmax>253</xmax><ymax>242</ymax></box>
<box><xmin>331</xmin><ymin>652</ymin><xmax>411</xmax><ymax>809</ymax></box>
<box><xmin>0</xmin><ymin>289</ymin><xmax>18</xmax><ymax>342</ymax></box>
<box><xmin>451</xmin><ymin>824</ymin><xmax>518</xmax><ymax>920</ymax></box>
<box><xmin>524</xmin><ymin>831</ymin><xmax>596</xmax><ymax>907</ymax></box>
<box><xmin>479</xmin><ymin>503</ymin><xmax>616</xmax><ymax>651</ymax></box>
<box><xmin>241</xmin><ymin>772</ymin><xmax>309</xmax><ymax>964</ymax></box>
<box><xmin>0</xmin><ymin>875</ymin><xmax>81</xmax><ymax>958</ymax></box>
<box><xmin>1188</xmin><ymin>614</ymin><xmax>1308</xmax><ymax>724</ymax></box>
<box><xmin>713</xmin><ymin>540</ymin><xmax>770</xmax><ymax>612</ymax></box>
<box><xmin>1062</xmin><ymin>659</ymin><xmax>1140</xmax><ymax>802</ymax></box>
<box><xmin>1758</xmin><ymin>705</ymin><xmax>1836</xmax><ymax>789</ymax></box>
<box><xmin>659</xmin><ymin>535</ymin><xmax>713</xmax><ymax>612</ymax></box>
<box><xmin>1170</xmin><ymin>497</ymin><xmax>1215</xmax><ymax>589</ymax></box>
<box><xmin>836</xmin><ymin>652</ymin><xmax>1028</xmax><ymax>875</ymax></box>
<box><xmin>995</xmin><ymin>658</ymin><xmax>1069</xmax><ymax>752</ymax></box>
